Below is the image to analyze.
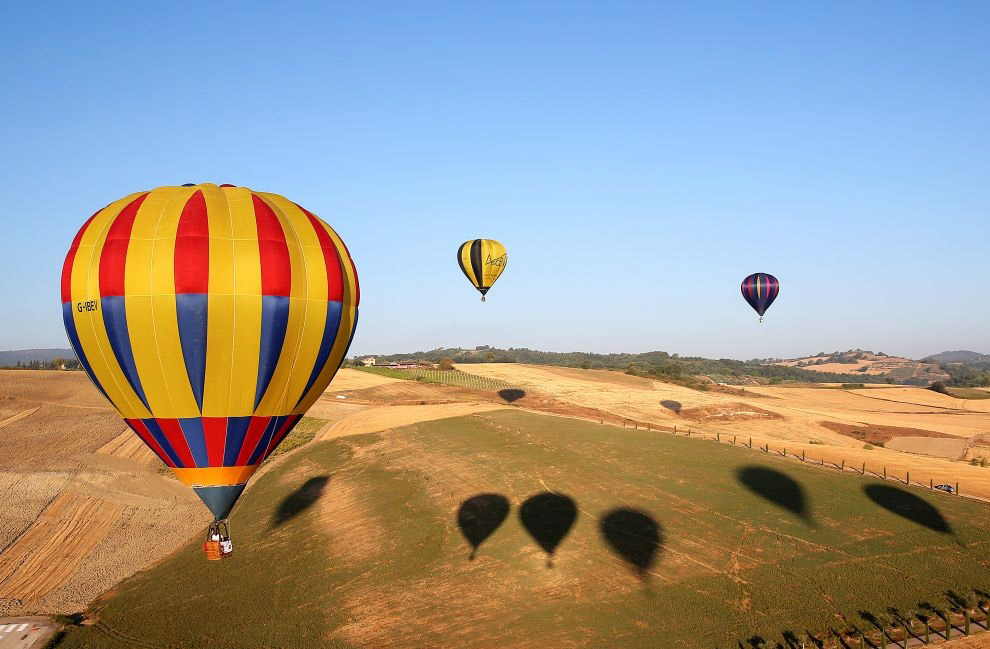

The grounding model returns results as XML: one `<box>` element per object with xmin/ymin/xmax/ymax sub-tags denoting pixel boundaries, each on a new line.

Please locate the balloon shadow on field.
<box><xmin>519</xmin><ymin>492</ymin><xmax>578</xmax><ymax>567</ymax></box>
<box><xmin>599</xmin><ymin>507</ymin><xmax>664</xmax><ymax>580</ymax></box>
<box><xmin>272</xmin><ymin>476</ymin><xmax>330</xmax><ymax>528</ymax></box>
<box><xmin>660</xmin><ymin>400</ymin><xmax>681</xmax><ymax>413</ymax></box>
<box><xmin>498</xmin><ymin>389</ymin><xmax>526</xmax><ymax>403</ymax></box>
<box><xmin>737</xmin><ymin>466</ymin><xmax>813</xmax><ymax>526</ymax></box>
<box><xmin>457</xmin><ymin>493</ymin><xmax>511</xmax><ymax>560</ymax></box>
<box><xmin>864</xmin><ymin>484</ymin><xmax>952</xmax><ymax>534</ymax></box>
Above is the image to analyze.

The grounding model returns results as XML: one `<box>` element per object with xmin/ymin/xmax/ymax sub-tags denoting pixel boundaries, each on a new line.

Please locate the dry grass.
<box><xmin>819</xmin><ymin>421</ymin><xmax>954</xmax><ymax>446</ymax></box>
<box><xmin>0</xmin><ymin>493</ymin><xmax>121</xmax><ymax>601</ymax></box>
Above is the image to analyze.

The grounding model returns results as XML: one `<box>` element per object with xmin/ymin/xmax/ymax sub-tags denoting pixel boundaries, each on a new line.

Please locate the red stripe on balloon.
<box><xmin>99</xmin><ymin>193</ymin><xmax>149</xmax><ymax>297</ymax></box>
<box><xmin>253</xmin><ymin>195</ymin><xmax>291</xmax><ymax>297</ymax></box>
<box><xmin>202</xmin><ymin>417</ymin><xmax>228</xmax><ymax>467</ymax></box>
<box><xmin>174</xmin><ymin>191</ymin><xmax>210</xmax><ymax>294</ymax></box>
<box><xmin>236</xmin><ymin>416</ymin><xmax>272</xmax><ymax>465</ymax></box>
<box><xmin>298</xmin><ymin>205</ymin><xmax>343</xmax><ymax>301</ymax></box>
<box><xmin>156</xmin><ymin>418</ymin><xmax>197</xmax><ymax>468</ymax></box>
<box><xmin>125</xmin><ymin>418</ymin><xmax>176</xmax><ymax>468</ymax></box>
<box><xmin>61</xmin><ymin>210</ymin><xmax>100</xmax><ymax>303</ymax></box>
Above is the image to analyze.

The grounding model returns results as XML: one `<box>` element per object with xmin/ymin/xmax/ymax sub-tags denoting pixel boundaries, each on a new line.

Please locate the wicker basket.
<box><xmin>203</xmin><ymin>540</ymin><xmax>222</xmax><ymax>561</ymax></box>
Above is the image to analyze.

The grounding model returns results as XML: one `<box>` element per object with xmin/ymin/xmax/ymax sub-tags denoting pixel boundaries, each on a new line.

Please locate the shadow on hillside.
<box><xmin>457</xmin><ymin>493</ymin><xmax>511</xmax><ymax>560</ymax></box>
<box><xmin>660</xmin><ymin>400</ymin><xmax>681</xmax><ymax>413</ymax></box>
<box><xmin>599</xmin><ymin>507</ymin><xmax>664</xmax><ymax>580</ymax></box>
<box><xmin>498</xmin><ymin>389</ymin><xmax>526</xmax><ymax>403</ymax></box>
<box><xmin>272</xmin><ymin>476</ymin><xmax>330</xmax><ymax>528</ymax></box>
<box><xmin>520</xmin><ymin>492</ymin><xmax>578</xmax><ymax>567</ymax></box>
<box><xmin>864</xmin><ymin>484</ymin><xmax>952</xmax><ymax>534</ymax></box>
<box><xmin>737</xmin><ymin>466</ymin><xmax>813</xmax><ymax>526</ymax></box>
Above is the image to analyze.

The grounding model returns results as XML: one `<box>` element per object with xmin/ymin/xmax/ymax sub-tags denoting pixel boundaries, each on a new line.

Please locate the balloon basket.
<box><xmin>203</xmin><ymin>519</ymin><xmax>233</xmax><ymax>561</ymax></box>
<box><xmin>481</xmin><ymin>296</ymin><xmax>486</xmax><ymax>302</ymax></box>
<box><xmin>759</xmin><ymin>317</ymin><xmax>763</xmax><ymax>323</ymax></box>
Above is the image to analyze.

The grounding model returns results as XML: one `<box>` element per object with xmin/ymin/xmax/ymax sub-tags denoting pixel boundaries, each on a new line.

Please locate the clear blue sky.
<box><xmin>1</xmin><ymin>2</ymin><xmax>987</xmax><ymax>360</ymax></box>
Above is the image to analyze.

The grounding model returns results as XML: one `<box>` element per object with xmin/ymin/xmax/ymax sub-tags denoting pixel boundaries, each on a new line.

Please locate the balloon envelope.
<box><xmin>457</xmin><ymin>239</ymin><xmax>507</xmax><ymax>299</ymax></box>
<box><xmin>741</xmin><ymin>273</ymin><xmax>779</xmax><ymax>318</ymax></box>
<box><xmin>61</xmin><ymin>183</ymin><xmax>359</xmax><ymax>520</ymax></box>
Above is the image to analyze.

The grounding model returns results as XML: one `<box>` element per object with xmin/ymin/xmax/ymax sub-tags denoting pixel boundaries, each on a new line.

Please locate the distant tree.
<box><xmin>485</xmin><ymin>351</ymin><xmax>496</xmax><ymax>362</ymax></box>
<box><xmin>580</xmin><ymin>361</ymin><xmax>591</xmax><ymax>369</ymax></box>
<box><xmin>929</xmin><ymin>381</ymin><xmax>949</xmax><ymax>395</ymax></box>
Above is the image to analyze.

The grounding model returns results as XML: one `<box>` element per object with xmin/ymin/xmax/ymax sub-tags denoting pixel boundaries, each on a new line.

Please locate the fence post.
<box><xmin>965</xmin><ymin>610</ymin><xmax>970</xmax><ymax>635</ymax></box>
<box><xmin>924</xmin><ymin>619</ymin><xmax>929</xmax><ymax>644</ymax></box>
<box><xmin>956</xmin><ymin>482</ymin><xmax>960</xmax><ymax>496</ymax></box>
<box><xmin>764</xmin><ymin>443</ymin><xmax>768</xmax><ymax>453</ymax></box>
<box><xmin>944</xmin><ymin>612</ymin><xmax>950</xmax><ymax>640</ymax></box>
<box><xmin>716</xmin><ymin>432</ymin><xmax>720</xmax><ymax>442</ymax></box>
<box><xmin>881</xmin><ymin>628</ymin><xmax>886</xmax><ymax>649</ymax></box>
<box><xmin>733</xmin><ymin>435</ymin><xmax>736</xmax><ymax>445</ymax></box>
<box><xmin>802</xmin><ymin>449</ymin><xmax>806</xmax><ymax>462</ymax></box>
<box><xmin>783</xmin><ymin>447</ymin><xmax>787</xmax><ymax>458</ymax></box>
<box><xmin>930</xmin><ymin>479</ymin><xmax>933</xmax><ymax>490</ymax></box>
<box><xmin>906</xmin><ymin>471</ymin><xmax>909</xmax><ymax>485</ymax></box>
<box><xmin>883</xmin><ymin>466</ymin><xmax>887</xmax><ymax>480</ymax></box>
<box><xmin>748</xmin><ymin>437</ymin><xmax>753</xmax><ymax>449</ymax></box>
<box><xmin>862</xmin><ymin>462</ymin><xmax>866</xmax><ymax>475</ymax></box>
<box><xmin>841</xmin><ymin>459</ymin><xmax>845</xmax><ymax>471</ymax></box>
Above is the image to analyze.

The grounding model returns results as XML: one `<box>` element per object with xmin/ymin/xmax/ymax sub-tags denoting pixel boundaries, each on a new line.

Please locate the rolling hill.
<box><xmin>56</xmin><ymin>409</ymin><xmax>990</xmax><ymax>648</ymax></box>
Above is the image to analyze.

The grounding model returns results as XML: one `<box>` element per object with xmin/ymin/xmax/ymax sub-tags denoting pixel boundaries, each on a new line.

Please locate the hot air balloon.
<box><xmin>741</xmin><ymin>273</ymin><xmax>779</xmax><ymax>323</ymax></box>
<box><xmin>61</xmin><ymin>183</ymin><xmax>359</xmax><ymax>559</ymax></box>
<box><xmin>457</xmin><ymin>239</ymin><xmax>507</xmax><ymax>301</ymax></box>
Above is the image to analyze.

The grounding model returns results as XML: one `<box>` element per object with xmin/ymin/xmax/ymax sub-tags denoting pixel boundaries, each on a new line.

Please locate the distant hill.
<box><xmin>0</xmin><ymin>348</ymin><xmax>75</xmax><ymax>367</ymax></box>
<box><xmin>772</xmin><ymin>349</ymin><xmax>948</xmax><ymax>384</ymax></box>
<box><xmin>353</xmin><ymin>346</ymin><xmax>924</xmax><ymax>385</ymax></box>
<box><xmin>922</xmin><ymin>350</ymin><xmax>990</xmax><ymax>364</ymax></box>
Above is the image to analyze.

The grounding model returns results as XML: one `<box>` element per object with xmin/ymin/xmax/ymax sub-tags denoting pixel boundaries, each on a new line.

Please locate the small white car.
<box><xmin>935</xmin><ymin>484</ymin><xmax>955</xmax><ymax>494</ymax></box>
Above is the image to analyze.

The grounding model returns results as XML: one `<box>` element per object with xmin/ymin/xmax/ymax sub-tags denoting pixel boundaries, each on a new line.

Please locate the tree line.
<box><xmin>354</xmin><ymin>347</ymin><xmax>916</xmax><ymax>385</ymax></box>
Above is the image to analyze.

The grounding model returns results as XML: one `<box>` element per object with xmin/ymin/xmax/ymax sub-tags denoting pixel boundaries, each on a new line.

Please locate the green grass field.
<box><xmin>947</xmin><ymin>387</ymin><xmax>990</xmax><ymax>400</ymax></box>
<box><xmin>58</xmin><ymin>410</ymin><xmax>990</xmax><ymax>648</ymax></box>
<box><xmin>354</xmin><ymin>365</ymin><xmax>515</xmax><ymax>391</ymax></box>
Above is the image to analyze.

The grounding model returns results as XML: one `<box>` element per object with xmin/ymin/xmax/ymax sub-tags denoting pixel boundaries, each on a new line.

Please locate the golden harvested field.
<box><xmin>0</xmin><ymin>371</ymin><xmax>203</xmax><ymax>616</ymax></box>
<box><xmin>457</xmin><ymin>364</ymin><xmax>990</xmax><ymax>499</ymax></box>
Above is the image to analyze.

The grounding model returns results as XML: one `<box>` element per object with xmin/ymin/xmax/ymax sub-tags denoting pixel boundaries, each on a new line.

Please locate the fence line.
<box><xmin>587</xmin><ymin>410</ymin><xmax>968</xmax><ymax>501</ymax></box>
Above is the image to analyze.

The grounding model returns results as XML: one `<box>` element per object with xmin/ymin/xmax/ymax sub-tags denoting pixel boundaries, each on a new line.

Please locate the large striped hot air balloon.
<box><xmin>61</xmin><ymin>183</ymin><xmax>358</xmax><ymax>554</ymax></box>
<box><xmin>740</xmin><ymin>273</ymin><xmax>779</xmax><ymax>323</ymax></box>
<box><xmin>457</xmin><ymin>239</ymin><xmax>507</xmax><ymax>301</ymax></box>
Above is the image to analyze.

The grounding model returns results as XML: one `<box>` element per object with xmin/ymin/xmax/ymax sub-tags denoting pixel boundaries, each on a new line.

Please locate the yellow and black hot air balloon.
<box><xmin>457</xmin><ymin>239</ymin><xmax>507</xmax><ymax>301</ymax></box>
<box><xmin>61</xmin><ymin>183</ymin><xmax>359</xmax><ymax>558</ymax></box>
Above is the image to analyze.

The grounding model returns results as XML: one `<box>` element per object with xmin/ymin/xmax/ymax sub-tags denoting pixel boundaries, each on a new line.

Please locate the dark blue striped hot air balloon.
<box><xmin>741</xmin><ymin>273</ymin><xmax>779</xmax><ymax>323</ymax></box>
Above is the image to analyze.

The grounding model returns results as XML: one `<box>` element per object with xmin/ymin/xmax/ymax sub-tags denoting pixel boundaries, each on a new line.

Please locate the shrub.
<box><xmin>438</xmin><ymin>357</ymin><xmax>454</xmax><ymax>371</ymax></box>
<box><xmin>864</xmin><ymin>443</ymin><xmax>874</xmax><ymax>450</ymax></box>
<box><xmin>929</xmin><ymin>381</ymin><xmax>949</xmax><ymax>395</ymax></box>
